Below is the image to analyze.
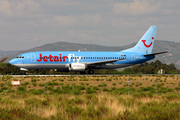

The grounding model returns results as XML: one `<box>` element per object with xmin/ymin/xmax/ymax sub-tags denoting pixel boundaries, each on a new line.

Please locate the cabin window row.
<box><xmin>78</xmin><ymin>57</ymin><xmax>123</xmax><ymax>59</ymax></box>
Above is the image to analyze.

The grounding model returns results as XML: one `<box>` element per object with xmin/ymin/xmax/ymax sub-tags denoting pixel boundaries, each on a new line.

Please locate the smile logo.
<box><xmin>142</xmin><ymin>40</ymin><xmax>153</xmax><ymax>48</ymax></box>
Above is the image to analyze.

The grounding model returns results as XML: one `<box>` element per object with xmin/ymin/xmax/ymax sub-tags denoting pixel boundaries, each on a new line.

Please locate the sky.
<box><xmin>0</xmin><ymin>0</ymin><xmax>180</xmax><ymax>51</ymax></box>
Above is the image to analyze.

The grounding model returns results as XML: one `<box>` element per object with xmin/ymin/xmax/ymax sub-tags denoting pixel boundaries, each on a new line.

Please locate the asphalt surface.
<box><xmin>0</xmin><ymin>74</ymin><xmax>180</xmax><ymax>77</ymax></box>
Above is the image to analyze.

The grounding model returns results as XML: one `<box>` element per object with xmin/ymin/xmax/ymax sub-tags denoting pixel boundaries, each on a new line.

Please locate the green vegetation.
<box><xmin>121</xmin><ymin>60</ymin><xmax>179</xmax><ymax>74</ymax></box>
<box><xmin>0</xmin><ymin>75</ymin><xmax>180</xmax><ymax>119</ymax></box>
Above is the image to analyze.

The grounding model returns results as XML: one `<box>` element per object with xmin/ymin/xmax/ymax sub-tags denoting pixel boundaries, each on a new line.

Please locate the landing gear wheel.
<box><xmin>88</xmin><ymin>70</ymin><xmax>94</xmax><ymax>74</ymax></box>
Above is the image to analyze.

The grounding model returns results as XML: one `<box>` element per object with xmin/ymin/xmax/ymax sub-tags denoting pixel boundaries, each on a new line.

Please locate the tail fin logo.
<box><xmin>142</xmin><ymin>40</ymin><xmax>153</xmax><ymax>48</ymax></box>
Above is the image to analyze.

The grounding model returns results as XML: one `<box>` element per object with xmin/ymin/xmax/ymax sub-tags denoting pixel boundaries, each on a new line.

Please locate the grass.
<box><xmin>1</xmin><ymin>93</ymin><xmax>180</xmax><ymax>119</ymax></box>
<box><xmin>0</xmin><ymin>75</ymin><xmax>180</xmax><ymax>119</ymax></box>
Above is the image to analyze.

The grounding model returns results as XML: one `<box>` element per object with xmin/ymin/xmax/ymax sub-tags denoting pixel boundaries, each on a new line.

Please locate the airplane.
<box><xmin>9</xmin><ymin>26</ymin><xmax>168</xmax><ymax>74</ymax></box>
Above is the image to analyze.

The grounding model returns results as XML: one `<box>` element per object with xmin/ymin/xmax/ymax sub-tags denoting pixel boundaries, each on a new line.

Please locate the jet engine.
<box><xmin>69</xmin><ymin>63</ymin><xmax>86</xmax><ymax>71</ymax></box>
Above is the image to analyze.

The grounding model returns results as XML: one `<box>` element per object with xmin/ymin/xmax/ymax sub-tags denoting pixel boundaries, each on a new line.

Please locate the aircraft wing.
<box><xmin>143</xmin><ymin>51</ymin><xmax>168</xmax><ymax>56</ymax></box>
<box><xmin>86</xmin><ymin>58</ymin><xmax>126</xmax><ymax>66</ymax></box>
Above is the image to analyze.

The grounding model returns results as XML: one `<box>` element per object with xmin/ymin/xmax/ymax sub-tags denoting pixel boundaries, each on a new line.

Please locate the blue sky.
<box><xmin>0</xmin><ymin>0</ymin><xmax>180</xmax><ymax>50</ymax></box>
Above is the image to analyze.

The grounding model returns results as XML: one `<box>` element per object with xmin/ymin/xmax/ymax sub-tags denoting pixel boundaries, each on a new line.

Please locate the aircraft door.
<box><xmin>30</xmin><ymin>53</ymin><xmax>36</xmax><ymax>62</ymax></box>
<box><xmin>131</xmin><ymin>54</ymin><xmax>135</xmax><ymax>62</ymax></box>
<box><xmin>78</xmin><ymin>56</ymin><xmax>84</xmax><ymax>62</ymax></box>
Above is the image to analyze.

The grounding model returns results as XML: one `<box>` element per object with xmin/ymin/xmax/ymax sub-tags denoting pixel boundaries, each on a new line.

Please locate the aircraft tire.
<box><xmin>88</xmin><ymin>70</ymin><xmax>94</xmax><ymax>74</ymax></box>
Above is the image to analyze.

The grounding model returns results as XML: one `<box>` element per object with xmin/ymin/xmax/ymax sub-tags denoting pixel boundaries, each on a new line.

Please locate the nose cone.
<box><xmin>9</xmin><ymin>59</ymin><xmax>17</xmax><ymax>65</ymax></box>
<box><xmin>9</xmin><ymin>58</ymin><xmax>24</xmax><ymax>68</ymax></box>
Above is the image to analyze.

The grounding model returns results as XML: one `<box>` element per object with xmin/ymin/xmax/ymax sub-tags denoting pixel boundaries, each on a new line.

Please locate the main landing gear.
<box><xmin>88</xmin><ymin>69</ymin><xmax>94</xmax><ymax>74</ymax></box>
<box><xmin>80</xmin><ymin>70</ymin><xmax>94</xmax><ymax>74</ymax></box>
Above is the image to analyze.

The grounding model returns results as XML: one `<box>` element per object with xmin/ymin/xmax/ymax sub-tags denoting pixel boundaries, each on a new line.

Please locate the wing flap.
<box><xmin>87</xmin><ymin>58</ymin><xmax>126</xmax><ymax>66</ymax></box>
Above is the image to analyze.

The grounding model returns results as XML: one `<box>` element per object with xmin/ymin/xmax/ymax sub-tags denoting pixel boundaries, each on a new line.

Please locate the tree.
<box><xmin>121</xmin><ymin>60</ymin><xmax>178</xmax><ymax>74</ymax></box>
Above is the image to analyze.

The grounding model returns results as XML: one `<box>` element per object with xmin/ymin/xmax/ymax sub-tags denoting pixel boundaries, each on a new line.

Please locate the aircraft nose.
<box><xmin>9</xmin><ymin>59</ymin><xmax>17</xmax><ymax>65</ymax></box>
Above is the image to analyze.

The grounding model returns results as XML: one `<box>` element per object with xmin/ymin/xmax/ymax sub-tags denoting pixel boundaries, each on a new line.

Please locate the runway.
<box><xmin>1</xmin><ymin>74</ymin><xmax>119</xmax><ymax>77</ymax></box>
<box><xmin>0</xmin><ymin>74</ymin><xmax>180</xmax><ymax>77</ymax></box>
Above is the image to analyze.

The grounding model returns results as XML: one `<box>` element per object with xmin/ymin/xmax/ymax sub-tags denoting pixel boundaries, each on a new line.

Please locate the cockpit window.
<box><xmin>17</xmin><ymin>56</ymin><xmax>24</xmax><ymax>59</ymax></box>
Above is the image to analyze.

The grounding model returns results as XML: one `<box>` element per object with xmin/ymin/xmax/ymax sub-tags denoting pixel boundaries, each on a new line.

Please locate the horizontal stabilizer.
<box><xmin>143</xmin><ymin>51</ymin><xmax>168</xmax><ymax>56</ymax></box>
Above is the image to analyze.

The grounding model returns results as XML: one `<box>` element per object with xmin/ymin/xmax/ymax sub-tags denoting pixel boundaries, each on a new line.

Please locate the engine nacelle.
<box><xmin>69</xmin><ymin>63</ymin><xmax>86</xmax><ymax>71</ymax></box>
<box><xmin>20</xmin><ymin>68</ymin><xmax>28</xmax><ymax>71</ymax></box>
